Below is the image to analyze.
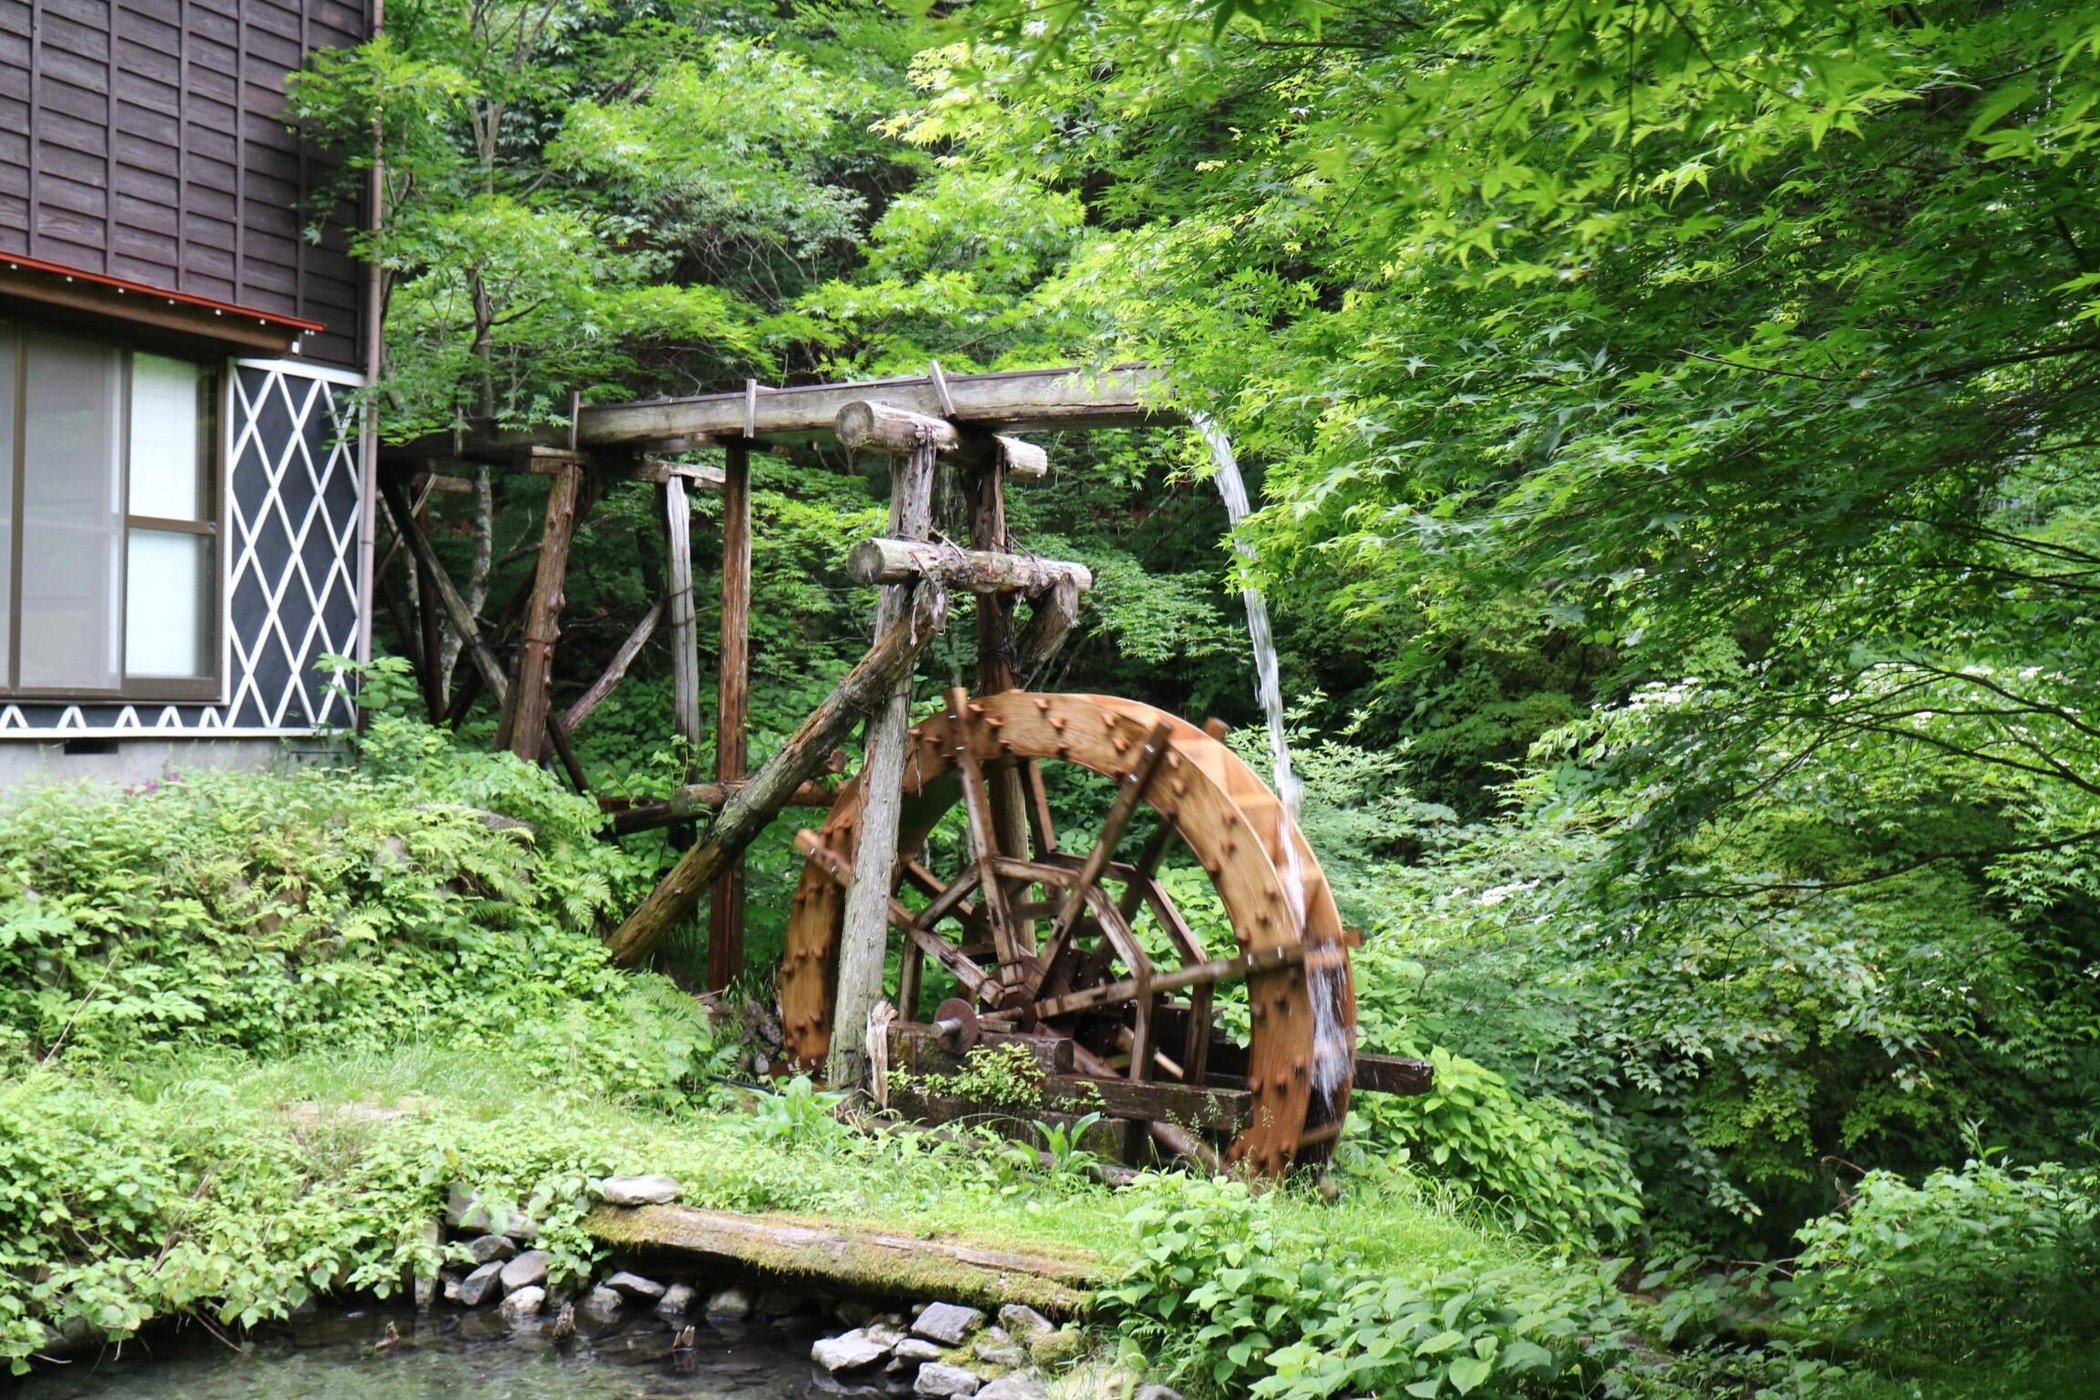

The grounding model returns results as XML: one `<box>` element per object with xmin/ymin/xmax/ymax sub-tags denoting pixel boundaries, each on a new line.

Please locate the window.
<box><xmin>0</xmin><ymin>324</ymin><xmax>221</xmax><ymax>699</ymax></box>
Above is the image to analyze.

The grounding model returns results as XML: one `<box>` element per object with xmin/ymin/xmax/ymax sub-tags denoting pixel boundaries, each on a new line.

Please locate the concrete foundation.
<box><xmin>0</xmin><ymin>737</ymin><xmax>346</xmax><ymax>792</ymax></box>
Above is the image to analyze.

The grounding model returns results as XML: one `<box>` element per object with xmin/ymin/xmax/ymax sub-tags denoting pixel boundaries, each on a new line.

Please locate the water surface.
<box><xmin>16</xmin><ymin>1304</ymin><xmax>826</xmax><ymax>1399</ymax></box>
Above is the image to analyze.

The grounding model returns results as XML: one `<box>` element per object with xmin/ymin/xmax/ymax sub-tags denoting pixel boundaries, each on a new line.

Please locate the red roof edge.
<box><xmin>0</xmin><ymin>252</ymin><xmax>328</xmax><ymax>335</ymax></box>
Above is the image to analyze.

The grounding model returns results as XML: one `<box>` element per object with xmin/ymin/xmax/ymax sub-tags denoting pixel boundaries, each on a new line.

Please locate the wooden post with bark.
<box><xmin>709</xmin><ymin>441</ymin><xmax>754</xmax><ymax>991</ymax></box>
<box><xmin>502</xmin><ymin>459</ymin><xmax>587</xmax><ymax>759</ymax></box>
<box><xmin>828</xmin><ymin>404</ymin><xmax>945</xmax><ymax>1087</ymax></box>
<box><xmin>605</xmin><ymin>584</ymin><xmax>949</xmax><ymax>967</ymax></box>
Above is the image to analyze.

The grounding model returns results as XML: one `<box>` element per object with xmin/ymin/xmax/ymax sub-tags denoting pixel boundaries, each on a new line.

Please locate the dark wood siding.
<box><xmin>2</xmin><ymin>0</ymin><xmax>370</xmax><ymax>368</ymax></box>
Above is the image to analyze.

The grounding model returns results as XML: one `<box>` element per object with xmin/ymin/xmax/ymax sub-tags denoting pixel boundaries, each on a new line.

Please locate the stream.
<box><xmin>13</xmin><ymin>1304</ymin><xmax>828</xmax><ymax>1399</ymax></box>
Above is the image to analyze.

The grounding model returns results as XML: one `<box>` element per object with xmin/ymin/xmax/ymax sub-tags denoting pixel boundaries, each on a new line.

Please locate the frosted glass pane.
<box><xmin>125</xmin><ymin>530</ymin><xmax>212</xmax><ymax>679</ymax></box>
<box><xmin>20</xmin><ymin>333</ymin><xmax>122</xmax><ymax>691</ymax></box>
<box><xmin>128</xmin><ymin>354</ymin><xmax>205</xmax><ymax>521</ymax></box>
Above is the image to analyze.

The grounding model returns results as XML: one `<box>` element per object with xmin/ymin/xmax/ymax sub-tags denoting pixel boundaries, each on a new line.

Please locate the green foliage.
<box><xmin>1105</xmin><ymin>1175</ymin><xmax>1640</xmax><ymax>1399</ymax></box>
<box><xmin>1345</xmin><ymin>1049</ymin><xmax>1643</xmax><ymax>1247</ymax></box>
<box><xmin>948</xmin><ymin>1042</ymin><xmax>1048</xmax><ymax>1110</ymax></box>
<box><xmin>1787</xmin><ymin>1155</ymin><xmax>2100</xmax><ymax>1363</ymax></box>
<box><xmin>746</xmin><ymin>1073</ymin><xmax>849</xmax><ymax>1148</ymax></box>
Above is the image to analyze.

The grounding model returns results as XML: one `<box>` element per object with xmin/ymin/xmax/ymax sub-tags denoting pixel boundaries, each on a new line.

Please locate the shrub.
<box><xmin>1787</xmin><ymin>1155</ymin><xmax>2100</xmax><ymax>1362</ymax></box>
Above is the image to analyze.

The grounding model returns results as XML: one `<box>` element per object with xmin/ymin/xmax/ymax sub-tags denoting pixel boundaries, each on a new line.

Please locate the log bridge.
<box><xmin>376</xmin><ymin>363</ymin><xmax>1431</xmax><ymax>1172</ymax></box>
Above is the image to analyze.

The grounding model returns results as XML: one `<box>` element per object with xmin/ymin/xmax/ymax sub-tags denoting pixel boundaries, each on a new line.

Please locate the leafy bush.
<box><xmin>1787</xmin><ymin>1156</ymin><xmax>2100</xmax><ymax>1362</ymax></box>
<box><xmin>1344</xmin><ymin>1048</ymin><xmax>1644</xmax><ymax>1246</ymax></box>
<box><xmin>1105</xmin><ymin>1174</ymin><xmax>1645</xmax><ymax>1399</ymax></box>
<box><xmin>0</xmin><ymin>717</ymin><xmax>668</xmax><ymax>1076</ymax></box>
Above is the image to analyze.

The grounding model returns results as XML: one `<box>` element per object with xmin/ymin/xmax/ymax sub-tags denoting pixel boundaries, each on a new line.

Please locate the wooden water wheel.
<box><xmin>779</xmin><ymin>688</ymin><xmax>1361</xmax><ymax>1173</ymax></box>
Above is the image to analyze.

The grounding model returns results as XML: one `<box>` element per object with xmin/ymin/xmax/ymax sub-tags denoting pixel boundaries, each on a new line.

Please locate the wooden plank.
<box><xmin>1353</xmin><ymin>1053</ymin><xmax>1434</xmax><ymax>1096</ymax></box>
<box><xmin>847</xmin><ymin>537</ymin><xmax>1092</xmax><ymax>596</ymax></box>
<box><xmin>605</xmin><ymin>585</ymin><xmax>950</xmax><ymax>967</ymax></box>
<box><xmin>553</xmin><ymin>595</ymin><xmax>661</xmax><ymax>740</ymax></box>
<box><xmin>608</xmin><ymin>779</ymin><xmax>835</xmax><ymax>836</ymax></box>
<box><xmin>583</xmin><ymin>1203</ymin><xmax>1095</xmax><ymax>1316</ymax></box>
<box><xmin>1040</xmin><ymin>1073</ymin><xmax>1251</xmax><ymax>1129</ymax></box>
<box><xmin>708</xmin><ymin>440</ymin><xmax>753</xmax><ymax>992</ymax></box>
<box><xmin>888</xmin><ymin>1023</ymin><xmax>1075</xmax><ymax>1078</ymax></box>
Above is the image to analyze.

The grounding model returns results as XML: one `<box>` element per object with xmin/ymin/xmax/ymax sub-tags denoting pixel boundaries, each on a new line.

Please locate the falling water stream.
<box><xmin>1193</xmin><ymin>416</ymin><xmax>1352</xmax><ymax>1102</ymax></box>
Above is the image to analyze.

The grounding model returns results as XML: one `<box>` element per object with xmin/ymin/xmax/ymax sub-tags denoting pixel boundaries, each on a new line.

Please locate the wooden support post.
<box><xmin>662</xmin><ymin>475</ymin><xmax>704</xmax><ymax>798</ymax></box>
<box><xmin>604</xmin><ymin>585</ymin><xmax>949</xmax><ymax>967</ymax></box>
<box><xmin>378</xmin><ymin>478</ymin><xmax>510</xmax><ymax>712</ymax></box>
<box><xmin>413</xmin><ymin>492</ymin><xmax>446</xmax><ymax>722</ymax></box>
<box><xmin>502</xmin><ymin>461</ymin><xmax>586</xmax><ymax>760</ymax></box>
<box><xmin>708</xmin><ymin>441</ymin><xmax>754</xmax><ymax>991</ymax></box>
<box><xmin>830</xmin><ymin>404</ymin><xmax>945</xmax><ymax>1089</ymax></box>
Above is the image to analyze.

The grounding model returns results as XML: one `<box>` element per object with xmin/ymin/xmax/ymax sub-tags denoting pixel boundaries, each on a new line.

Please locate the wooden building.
<box><xmin>0</xmin><ymin>0</ymin><xmax>374</xmax><ymax>777</ymax></box>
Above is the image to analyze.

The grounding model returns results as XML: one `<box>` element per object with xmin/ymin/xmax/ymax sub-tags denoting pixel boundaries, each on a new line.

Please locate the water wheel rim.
<box><xmin>779</xmin><ymin>691</ymin><xmax>1356</xmax><ymax>1173</ymax></box>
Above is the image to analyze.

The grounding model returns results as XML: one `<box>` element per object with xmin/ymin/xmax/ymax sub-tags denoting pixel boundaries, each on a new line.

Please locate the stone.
<box><xmin>445</xmin><ymin>1183</ymin><xmax>539</xmax><ymax>1241</ymax></box>
<box><xmin>1024</xmin><ymin>1327</ymin><xmax>1086</xmax><ymax>1367</ymax></box>
<box><xmin>705</xmin><ymin>1284</ymin><xmax>755</xmax><ymax>1321</ymax></box>
<box><xmin>499</xmin><ymin>1249</ymin><xmax>550</xmax><ymax>1292</ymax></box>
<box><xmin>863</xmin><ymin>1323</ymin><xmax>907</xmax><ymax>1350</ymax></box>
<box><xmin>458</xmin><ymin>1261</ymin><xmax>507</xmax><ymax>1307</ymax></box>
<box><xmin>605</xmin><ymin>1270</ymin><xmax>665</xmax><ymax>1302</ymax></box>
<box><xmin>977</xmin><ymin>1381</ymin><xmax>1050</xmax><ymax>1400</ymax></box>
<box><xmin>914</xmin><ymin>1363</ymin><xmax>983</xmax><ymax>1398</ymax></box>
<box><xmin>498</xmin><ymin>1285</ymin><xmax>545</xmax><ymax>1323</ymax></box>
<box><xmin>972</xmin><ymin>1344</ymin><xmax>1027</xmax><ymax>1370</ymax></box>
<box><xmin>911</xmin><ymin>1302</ymin><xmax>985</xmax><ymax>1347</ymax></box>
<box><xmin>893</xmin><ymin>1338</ymin><xmax>944</xmax><ymax>1364</ymax></box>
<box><xmin>598</xmin><ymin>1173</ymin><xmax>681</xmax><ymax>1206</ymax></box>
<box><xmin>657</xmin><ymin>1283</ymin><xmax>698</xmax><ymax>1317</ymax></box>
<box><xmin>835</xmin><ymin>1300</ymin><xmax>877</xmax><ymax>1327</ymax></box>
<box><xmin>1135</xmin><ymin>1387</ymin><xmax>1185</xmax><ymax>1400</ymax></box>
<box><xmin>813</xmin><ymin>1330</ymin><xmax>890</xmax><ymax>1374</ymax></box>
<box><xmin>996</xmin><ymin>1305</ymin><xmax>1054</xmax><ymax>1339</ymax></box>
<box><xmin>577</xmin><ymin>1285</ymin><xmax>626</xmax><ymax>1330</ymax></box>
<box><xmin>758</xmin><ymin>1287</ymin><xmax>813</xmax><ymax>1319</ymax></box>
<box><xmin>464</xmin><ymin>1234</ymin><xmax>517</xmax><ymax>1265</ymax></box>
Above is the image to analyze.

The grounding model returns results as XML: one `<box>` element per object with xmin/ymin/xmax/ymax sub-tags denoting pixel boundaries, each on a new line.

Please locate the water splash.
<box><xmin>1193</xmin><ymin>415</ymin><xmax>1351</xmax><ymax>1103</ymax></box>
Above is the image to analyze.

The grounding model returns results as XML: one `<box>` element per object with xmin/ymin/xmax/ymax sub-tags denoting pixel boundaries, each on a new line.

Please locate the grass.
<box><xmin>74</xmin><ymin>1040</ymin><xmax>1506</xmax><ymax>1271</ymax></box>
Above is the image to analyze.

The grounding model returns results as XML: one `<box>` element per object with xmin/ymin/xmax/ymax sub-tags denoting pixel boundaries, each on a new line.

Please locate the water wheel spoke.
<box><xmin>907</xmin><ymin>923</ymin><xmax>992</xmax><ymax>998</ymax></box>
<box><xmin>912</xmin><ymin>865</ymin><xmax>984</xmax><ymax>935</ymax></box>
<box><xmin>1022</xmin><ymin>758</ymin><xmax>1057</xmax><ymax>857</ymax></box>
<box><xmin>1036</xmin><ymin>719</ymin><xmax>1174</xmax><ymax>994</ymax></box>
<box><xmin>1115</xmin><ymin>820</ymin><xmax>1181</xmax><ymax>924</ymax></box>
<box><xmin>947</xmin><ymin>688</ymin><xmax>1033</xmax><ymax>987</ymax></box>
<box><xmin>902</xmin><ymin>860</ymin><xmax>992</xmax><ymax>942</ymax></box>
<box><xmin>1030</xmin><ymin>940</ymin><xmax>1316</xmax><ymax>1019</ymax></box>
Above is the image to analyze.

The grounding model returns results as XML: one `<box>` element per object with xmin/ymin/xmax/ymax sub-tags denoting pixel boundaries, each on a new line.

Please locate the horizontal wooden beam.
<box><xmin>584</xmin><ymin>365</ymin><xmax>1178</xmax><ymax>447</ymax></box>
<box><xmin>1353</xmin><ymin>1053</ymin><xmax>1434</xmax><ymax>1096</ymax></box>
<box><xmin>845</xmin><ymin>538</ymin><xmax>1094</xmax><ymax>595</ymax></box>
<box><xmin>605</xmin><ymin>779</ymin><xmax>837</xmax><ymax>835</ymax></box>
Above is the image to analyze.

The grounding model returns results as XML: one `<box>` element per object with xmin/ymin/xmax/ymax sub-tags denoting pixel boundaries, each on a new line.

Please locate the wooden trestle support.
<box><xmin>377</xmin><ymin>365</ymin><xmax>1430</xmax><ymax>1162</ymax></box>
<box><xmin>780</xmin><ymin>689</ymin><xmax>1375</xmax><ymax>1174</ymax></box>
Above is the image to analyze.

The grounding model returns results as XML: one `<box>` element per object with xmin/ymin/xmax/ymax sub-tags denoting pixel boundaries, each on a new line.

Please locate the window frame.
<box><xmin>0</xmin><ymin>327</ymin><xmax>227</xmax><ymax>703</ymax></box>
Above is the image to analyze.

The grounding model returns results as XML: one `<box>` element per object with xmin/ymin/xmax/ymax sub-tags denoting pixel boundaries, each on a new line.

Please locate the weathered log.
<box><xmin>830</xmin><ymin>438</ymin><xmax>940</xmax><ymax>1086</ymax></box>
<box><xmin>835</xmin><ymin>401</ymin><xmax>962</xmax><ymax>454</ymax></box>
<box><xmin>378</xmin><ymin>478</ymin><xmax>509</xmax><ymax>711</ymax></box>
<box><xmin>710</xmin><ymin>441</ymin><xmax>754</xmax><ymax>991</ymax></box>
<box><xmin>845</xmin><ymin>538</ymin><xmax>1094</xmax><ymax>595</ymax></box>
<box><xmin>503</xmin><ymin>461</ymin><xmax>585</xmax><ymax>759</ymax></box>
<box><xmin>1014</xmin><ymin>577</ymin><xmax>1082</xmax><ymax>687</ymax></box>
<box><xmin>583</xmin><ymin>1203</ymin><xmax>1096</xmax><ymax>1316</ymax></box>
<box><xmin>608</xmin><ymin>779</ymin><xmax>836</xmax><ymax>836</ymax></box>
<box><xmin>605</xmin><ymin>585</ymin><xmax>950</xmax><ymax>967</ymax></box>
<box><xmin>992</xmin><ymin>434</ymin><xmax>1050</xmax><ymax>479</ymax></box>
